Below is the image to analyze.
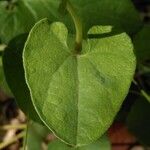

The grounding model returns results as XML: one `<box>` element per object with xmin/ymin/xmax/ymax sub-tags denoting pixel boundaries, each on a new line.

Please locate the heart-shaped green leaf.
<box><xmin>48</xmin><ymin>135</ymin><xmax>111</xmax><ymax>150</ymax></box>
<box><xmin>23</xmin><ymin>19</ymin><xmax>136</xmax><ymax>146</ymax></box>
<box><xmin>3</xmin><ymin>34</ymin><xmax>41</xmax><ymax>123</ymax></box>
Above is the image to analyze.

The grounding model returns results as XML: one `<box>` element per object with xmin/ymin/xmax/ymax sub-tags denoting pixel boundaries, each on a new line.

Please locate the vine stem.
<box><xmin>141</xmin><ymin>90</ymin><xmax>150</xmax><ymax>102</ymax></box>
<box><xmin>66</xmin><ymin>1</ymin><xmax>83</xmax><ymax>53</ymax></box>
<box><xmin>0</xmin><ymin>124</ymin><xmax>27</xmax><ymax>130</ymax></box>
<box><xmin>22</xmin><ymin>114</ymin><xmax>30</xmax><ymax>150</ymax></box>
<box><xmin>0</xmin><ymin>131</ymin><xmax>25</xmax><ymax>149</ymax></box>
<box><xmin>133</xmin><ymin>79</ymin><xmax>150</xmax><ymax>102</ymax></box>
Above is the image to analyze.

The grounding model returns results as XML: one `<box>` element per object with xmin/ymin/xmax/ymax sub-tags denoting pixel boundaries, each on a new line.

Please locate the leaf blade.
<box><xmin>23</xmin><ymin>19</ymin><xmax>136</xmax><ymax>146</ymax></box>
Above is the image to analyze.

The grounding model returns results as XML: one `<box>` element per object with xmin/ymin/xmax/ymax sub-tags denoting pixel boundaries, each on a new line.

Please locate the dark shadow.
<box><xmin>87</xmin><ymin>26</ymin><xmax>124</xmax><ymax>39</ymax></box>
<box><xmin>0</xmin><ymin>51</ymin><xmax>3</xmax><ymax>57</ymax></box>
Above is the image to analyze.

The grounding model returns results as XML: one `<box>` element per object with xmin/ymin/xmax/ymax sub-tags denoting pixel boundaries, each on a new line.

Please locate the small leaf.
<box><xmin>0</xmin><ymin>0</ymin><xmax>142</xmax><ymax>43</ymax></box>
<box><xmin>23</xmin><ymin>19</ymin><xmax>136</xmax><ymax>146</ymax></box>
<box><xmin>127</xmin><ymin>97</ymin><xmax>150</xmax><ymax>146</ymax></box>
<box><xmin>133</xmin><ymin>25</ymin><xmax>150</xmax><ymax>63</ymax></box>
<box><xmin>48</xmin><ymin>135</ymin><xmax>111</xmax><ymax>150</ymax></box>
<box><xmin>3</xmin><ymin>34</ymin><xmax>41</xmax><ymax>123</ymax></box>
<box><xmin>25</xmin><ymin>121</ymin><xmax>50</xmax><ymax>150</ymax></box>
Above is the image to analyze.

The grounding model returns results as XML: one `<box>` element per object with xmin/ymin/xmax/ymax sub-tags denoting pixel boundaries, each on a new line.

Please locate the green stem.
<box><xmin>133</xmin><ymin>79</ymin><xmax>150</xmax><ymax>102</ymax></box>
<box><xmin>0</xmin><ymin>124</ymin><xmax>27</xmax><ymax>130</ymax></box>
<box><xmin>66</xmin><ymin>1</ymin><xmax>83</xmax><ymax>53</ymax></box>
<box><xmin>23</xmin><ymin>115</ymin><xmax>30</xmax><ymax>150</ymax></box>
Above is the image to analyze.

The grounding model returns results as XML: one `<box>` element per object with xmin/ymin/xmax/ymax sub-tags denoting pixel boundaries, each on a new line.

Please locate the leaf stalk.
<box><xmin>66</xmin><ymin>1</ymin><xmax>83</xmax><ymax>53</ymax></box>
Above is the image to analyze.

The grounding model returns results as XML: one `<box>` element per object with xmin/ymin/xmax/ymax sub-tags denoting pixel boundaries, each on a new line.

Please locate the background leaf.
<box><xmin>0</xmin><ymin>0</ymin><xmax>60</xmax><ymax>43</ymax></box>
<box><xmin>0</xmin><ymin>43</ymin><xmax>11</xmax><ymax>95</ymax></box>
<box><xmin>0</xmin><ymin>0</ymin><xmax>142</xmax><ymax>43</ymax></box>
<box><xmin>25</xmin><ymin>121</ymin><xmax>50</xmax><ymax>150</ymax></box>
<box><xmin>133</xmin><ymin>25</ymin><xmax>150</xmax><ymax>63</ymax></box>
<box><xmin>127</xmin><ymin>97</ymin><xmax>150</xmax><ymax>146</ymax></box>
<box><xmin>3</xmin><ymin>34</ymin><xmax>42</xmax><ymax>123</ymax></box>
<box><xmin>68</xmin><ymin>0</ymin><xmax>142</xmax><ymax>35</ymax></box>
